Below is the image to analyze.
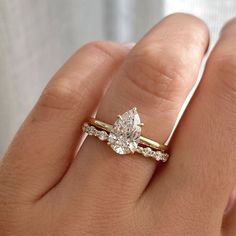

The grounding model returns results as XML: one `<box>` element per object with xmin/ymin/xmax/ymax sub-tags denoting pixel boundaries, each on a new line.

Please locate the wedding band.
<box><xmin>82</xmin><ymin>108</ymin><xmax>169</xmax><ymax>162</ymax></box>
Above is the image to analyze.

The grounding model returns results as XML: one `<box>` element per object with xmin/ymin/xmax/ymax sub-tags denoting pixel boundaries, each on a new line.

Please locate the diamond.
<box><xmin>137</xmin><ymin>146</ymin><xmax>143</xmax><ymax>153</ymax></box>
<box><xmin>162</xmin><ymin>153</ymin><xmax>169</xmax><ymax>162</ymax></box>
<box><xmin>150</xmin><ymin>150</ymin><xmax>156</xmax><ymax>157</ymax></box>
<box><xmin>88</xmin><ymin>126</ymin><xmax>96</xmax><ymax>135</ymax></box>
<box><xmin>154</xmin><ymin>151</ymin><xmax>162</xmax><ymax>161</ymax></box>
<box><xmin>142</xmin><ymin>147</ymin><xmax>152</xmax><ymax>157</ymax></box>
<box><xmin>108</xmin><ymin>108</ymin><xmax>141</xmax><ymax>155</ymax></box>
<box><xmin>98</xmin><ymin>131</ymin><xmax>108</xmax><ymax>141</ymax></box>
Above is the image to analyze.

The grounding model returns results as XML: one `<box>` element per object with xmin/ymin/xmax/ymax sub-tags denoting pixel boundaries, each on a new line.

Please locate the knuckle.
<box><xmin>130</xmin><ymin>45</ymin><xmax>159</xmax><ymax>69</ymax></box>
<box><xmin>33</xmin><ymin>40</ymin><xmax>126</xmax><ymax>123</ymax></box>
<box><xmin>40</xmin><ymin>84</ymin><xmax>79</xmax><ymax>110</ymax></box>
<box><xmin>123</xmin><ymin>45</ymin><xmax>185</xmax><ymax>102</ymax></box>
<box><xmin>34</xmin><ymin>82</ymin><xmax>81</xmax><ymax>122</ymax></box>
<box><xmin>81</xmin><ymin>40</ymin><xmax>126</xmax><ymax>64</ymax></box>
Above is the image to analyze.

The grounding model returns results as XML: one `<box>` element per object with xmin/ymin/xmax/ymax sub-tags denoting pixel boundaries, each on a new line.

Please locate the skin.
<box><xmin>0</xmin><ymin>13</ymin><xmax>236</xmax><ymax>235</ymax></box>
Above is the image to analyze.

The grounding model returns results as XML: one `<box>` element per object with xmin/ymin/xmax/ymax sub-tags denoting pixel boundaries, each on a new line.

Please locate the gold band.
<box><xmin>89</xmin><ymin>118</ymin><xmax>168</xmax><ymax>152</ymax></box>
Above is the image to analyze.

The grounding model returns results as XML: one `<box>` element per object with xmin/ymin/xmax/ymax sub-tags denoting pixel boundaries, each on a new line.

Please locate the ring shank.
<box><xmin>89</xmin><ymin>118</ymin><xmax>168</xmax><ymax>152</ymax></box>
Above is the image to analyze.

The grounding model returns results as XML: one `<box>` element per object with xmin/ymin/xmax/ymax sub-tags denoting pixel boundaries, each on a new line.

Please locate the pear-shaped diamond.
<box><xmin>108</xmin><ymin>108</ymin><xmax>141</xmax><ymax>154</ymax></box>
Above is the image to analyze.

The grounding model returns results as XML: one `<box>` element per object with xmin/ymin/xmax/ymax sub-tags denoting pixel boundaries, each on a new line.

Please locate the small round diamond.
<box><xmin>162</xmin><ymin>153</ymin><xmax>169</xmax><ymax>162</ymax></box>
<box><xmin>94</xmin><ymin>130</ymin><xmax>99</xmax><ymax>137</ymax></box>
<box><xmin>137</xmin><ymin>146</ymin><xmax>143</xmax><ymax>153</ymax></box>
<box><xmin>88</xmin><ymin>126</ymin><xmax>96</xmax><ymax>135</ymax></box>
<box><xmin>98</xmin><ymin>131</ymin><xmax>108</xmax><ymax>141</ymax></box>
<box><xmin>150</xmin><ymin>150</ymin><xmax>156</xmax><ymax>157</ymax></box>
<box><xmin>142</xmin><ymin>147</ymin><xmax>152</xmax><ymax>157</ymax></box>
<box><xmin>154</xmin><ymin>151</ymin><xmax>162</xmax><ymax>161</ymax></box>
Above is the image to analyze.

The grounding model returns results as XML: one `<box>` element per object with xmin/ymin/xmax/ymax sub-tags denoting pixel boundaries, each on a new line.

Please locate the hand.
<box><xmin>0</xmin><ymin>13</ymin><xmax>236</xmax><ymax>236</ymax></box>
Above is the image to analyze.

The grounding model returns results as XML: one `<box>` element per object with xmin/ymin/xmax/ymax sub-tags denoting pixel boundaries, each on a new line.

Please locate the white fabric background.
<box><xmin>0</xmin><ymin>0</ymin><xmax>236</xmax><ymax>155</ymax></box>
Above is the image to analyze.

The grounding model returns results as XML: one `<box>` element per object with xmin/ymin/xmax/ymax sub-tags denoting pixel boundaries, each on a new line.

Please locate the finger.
<box><xmin>145</xmin><ymin>18</ymin><xmax>236</xmax><ymax>234</ymax></box>
<box><xmin>60</xmin><ymin>14</ymin><xmax>209</xmax><ymax>204</ymax></box>
<box><xmin>0</xmin><ymin>41</ymin><xmax>129</xmax><ymax>201</ymax></box>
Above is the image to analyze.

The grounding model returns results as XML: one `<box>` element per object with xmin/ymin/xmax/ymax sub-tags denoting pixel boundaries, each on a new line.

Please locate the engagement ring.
<box><xmin>82</xmin><ymin>108</ymin><xmax>169</xmax><ymax>162</ymax></box>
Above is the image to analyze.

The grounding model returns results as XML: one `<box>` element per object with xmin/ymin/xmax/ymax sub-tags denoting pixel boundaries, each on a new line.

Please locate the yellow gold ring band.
<box><xmin>89</xmin><ymin>118</ymin><xmax>168</xmax><ymax>152</ymax></box>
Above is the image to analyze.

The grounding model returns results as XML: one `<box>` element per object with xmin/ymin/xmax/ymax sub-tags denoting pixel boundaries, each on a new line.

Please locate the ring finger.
<box><xmin>60</xmin><ymin>13</ymin><xmax>209</xmax><ymax>203</ymax></box>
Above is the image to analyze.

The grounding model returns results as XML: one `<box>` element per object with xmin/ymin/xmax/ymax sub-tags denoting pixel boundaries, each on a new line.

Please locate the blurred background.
<box><xmin>0</xmin><ymin>0</ymin><xmax>236</xmax><ymax>155</ymax></box>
